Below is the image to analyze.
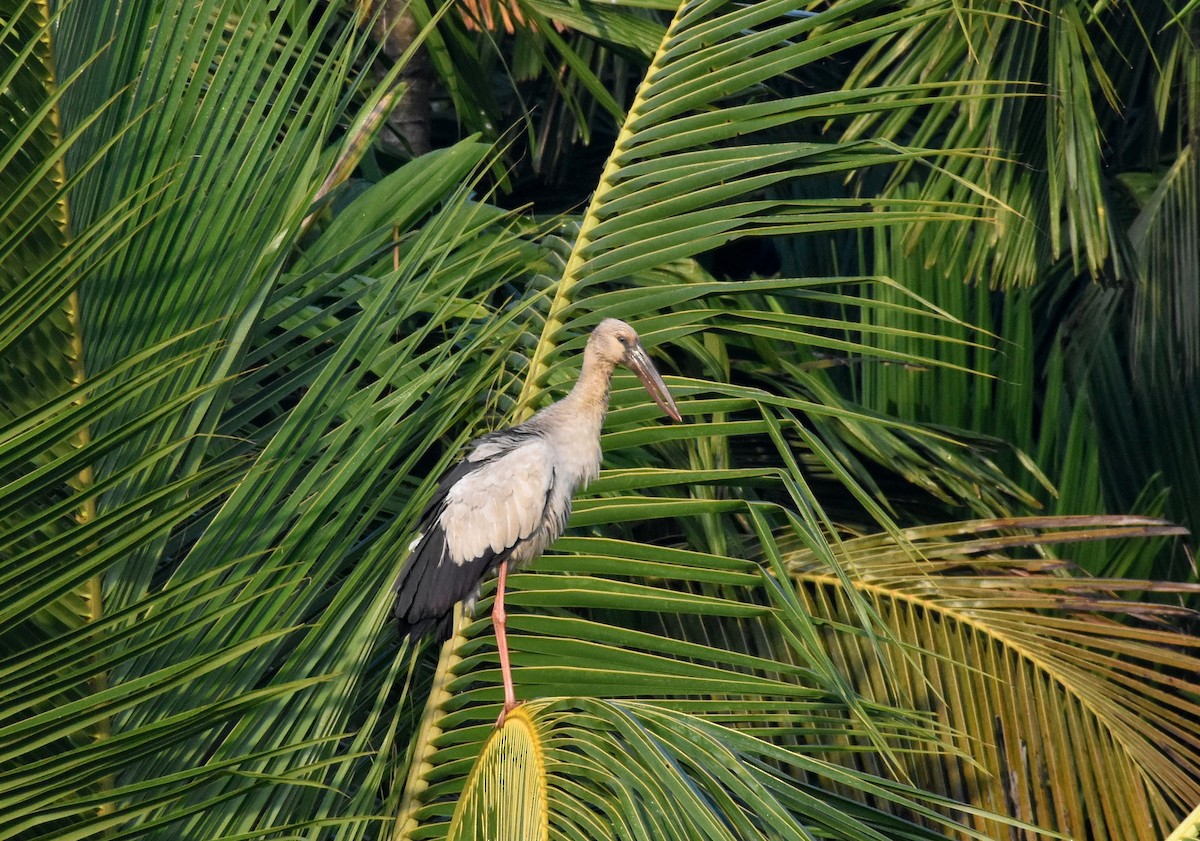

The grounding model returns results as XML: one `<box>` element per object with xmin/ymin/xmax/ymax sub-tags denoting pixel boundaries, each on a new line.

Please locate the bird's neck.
<box><xmin>562</xmin><ymin>353</ymin><xmax>615</xmax><ymax>428</ymax></box>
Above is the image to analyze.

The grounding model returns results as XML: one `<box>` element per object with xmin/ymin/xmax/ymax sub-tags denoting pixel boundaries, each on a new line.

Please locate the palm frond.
<box><xmin>839</xmin><ymin>0</ymin><xmax>1127</xmax><ymax>284</ymax></box>
<box><xmin>784</xmin><ymin>515</ymin><xmax>1200</xmax><ymax>841</ymax></box>
<box><xmin>1166</xmin><ymin>802</ymin><xmax>1200</xmax><ymax>841</ymax></box>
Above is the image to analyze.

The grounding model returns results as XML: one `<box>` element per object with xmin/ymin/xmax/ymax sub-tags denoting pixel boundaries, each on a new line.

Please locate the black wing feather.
<box><xmin>391</xmin><ymin>525</ymin><xmax>502</xmax><ymax>640</ymax></box>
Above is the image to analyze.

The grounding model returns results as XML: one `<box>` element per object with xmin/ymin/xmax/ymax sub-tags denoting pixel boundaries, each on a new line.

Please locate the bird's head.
<box><xmin>590</xmin><ymin>318</ymin><xmax>682</xmax><ymax>422</ymax></box>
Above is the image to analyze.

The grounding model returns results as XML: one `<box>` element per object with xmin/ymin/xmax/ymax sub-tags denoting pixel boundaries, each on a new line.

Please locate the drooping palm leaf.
<box><xmin>1113</xmin><ymin>147</ymin><xmax>1200</xmax><ymax>548</ymax></box>
<box><xmin>2</xmin><ymin>146</ymin><xmax>551</xmax><ymax>841</ymax></box>
<box><xmin>838</xmin><ymin>0</ymin><xmax>1131</xmax><ymax>284</ymax></box>
<box><xmin>782</xmin><ymin>515</ymin><xmax>1200</xmax><ymax>841</ymax></box>
<box><xmin>838</xmin><ymin>0</ymin><xmax>1200</xmax><ymax>571</ymax></box>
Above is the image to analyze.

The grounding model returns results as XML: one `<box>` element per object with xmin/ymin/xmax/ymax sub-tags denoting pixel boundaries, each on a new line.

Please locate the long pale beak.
<box><xmin>625</xmin><ymin>342</ymin><xmax>682</xmax><ymax>422</ymax></box>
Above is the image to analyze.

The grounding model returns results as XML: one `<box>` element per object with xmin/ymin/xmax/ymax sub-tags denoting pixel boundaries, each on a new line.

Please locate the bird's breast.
<box><xmin>507</xmin><ymin>429</ymin><xmax>600</xmax><ymax>566</ymax></box>
<box><xmin>552</xmin><ymin>432</ymin><xmax>602</xmax><ymax>491</ymax></box>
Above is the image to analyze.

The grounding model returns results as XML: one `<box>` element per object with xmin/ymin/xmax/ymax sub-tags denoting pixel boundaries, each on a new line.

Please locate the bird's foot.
<box><xmin>495</xmin><ymin>699</ymin><xmax>523</xmax><ymax>729</ymax></box>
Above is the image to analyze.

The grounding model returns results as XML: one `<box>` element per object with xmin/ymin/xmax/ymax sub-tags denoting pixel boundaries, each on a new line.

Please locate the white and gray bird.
<box><xmin>392</xmin><ymin>318</ymin><xmax>681</xmax><ymax>725</ymax></box>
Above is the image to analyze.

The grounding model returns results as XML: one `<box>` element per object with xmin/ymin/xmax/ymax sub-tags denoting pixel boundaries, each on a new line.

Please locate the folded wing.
<box><xmin>392</xmin><ymin>434</ymin><xmax>555</xmax><ymax>639</ymax></box>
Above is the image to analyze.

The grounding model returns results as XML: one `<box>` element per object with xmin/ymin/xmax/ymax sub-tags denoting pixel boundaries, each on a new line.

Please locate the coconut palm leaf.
<box><xmin>444</xmin><ymin>698</ymin><xmax>998</xmax><ymax>841</ymax></box>
<box><xmin>837</xmin><ymin>0</ymin><xmax>1133</xmax><ymax>284</ymax></box>
<box><xmin>780</xmin><ymin>515</ymin><xmax>1200</xmax><ymax>841</ymax></box>
<box><xmin>1111</xmin><ymin>147</ymin><xmax>1200</xmax><ymax>549</ymax></box>
<box><xmin>3</xmin><ymin>163</ymin><xmax>545</xmax><ymax>841</ymax></box>
<box><xmin>840</xmin><ymin>0</ymin><xmax>1200</xmax><ymax>573</ymax></box>
<box><xmin>1167</xmin><ymin>802</ymin><xmax>1200</xmax><ymax>841</ymax></box>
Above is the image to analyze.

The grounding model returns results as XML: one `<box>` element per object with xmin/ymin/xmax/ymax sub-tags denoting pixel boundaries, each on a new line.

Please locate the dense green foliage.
<box><xmin>3</xmin><ymin>0</ymin><xmax>1199</xmax><ymax>839</ymax></box>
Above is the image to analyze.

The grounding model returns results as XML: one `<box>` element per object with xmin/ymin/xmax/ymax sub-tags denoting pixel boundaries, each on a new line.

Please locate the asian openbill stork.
<box><xmin>392</xmin><ymin>318</ymin><xmax>681</xmax><ymax>725</ymax></box>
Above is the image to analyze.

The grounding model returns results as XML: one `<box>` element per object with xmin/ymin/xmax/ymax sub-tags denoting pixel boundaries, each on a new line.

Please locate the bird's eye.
<box><xmin>617</xmin><ymin>334</ymin><xmax>629</xmax><ymax>346</ymax></box>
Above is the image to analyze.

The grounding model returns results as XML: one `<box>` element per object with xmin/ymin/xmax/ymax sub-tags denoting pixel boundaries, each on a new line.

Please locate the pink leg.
<box><xmin>493</xmin><ymin>560</ymin><xmax>520</xmax><ymax>727</ymax></box>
